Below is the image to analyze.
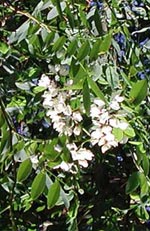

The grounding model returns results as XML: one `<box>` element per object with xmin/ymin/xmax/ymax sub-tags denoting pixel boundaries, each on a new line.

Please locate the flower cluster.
<box><xmin>38</xmin><ymin>74</ymin><xmax>133</xmax><ymax>169</ymax></box>
<box><xmin>40</xmin><ymin>75</ymin><xmax>82</xmax><ymax>137</ymax></box>
<box><xmin>90</xmin><ymin>96</ymin><xmax>129</xmax><ymax>153</ymax></box>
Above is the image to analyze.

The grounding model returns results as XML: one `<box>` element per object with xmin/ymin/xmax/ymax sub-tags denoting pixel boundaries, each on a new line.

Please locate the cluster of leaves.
<box><xmin>0</xmin><ymin>0</ymin><xmax>150</xmax><ymax>230</ymax></box>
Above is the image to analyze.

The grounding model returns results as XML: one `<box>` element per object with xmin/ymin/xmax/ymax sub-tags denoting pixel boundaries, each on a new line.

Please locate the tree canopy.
<box><xmin>0</xmin><ymin>0</ymin><xmax>150</xmax><ymax>230</ymax></box>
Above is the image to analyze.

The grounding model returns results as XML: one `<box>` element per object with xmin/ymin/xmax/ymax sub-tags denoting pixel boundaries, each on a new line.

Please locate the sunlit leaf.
<box><xmin>87</xmin><ymin>76</ymin><xmax>106</xmax><ymax>102</ymax></box>
<box><xmin>129</xmin><ymin>79</ymin><xmax>148</xmax><ymax>106</ymax></box>
<box><xmin>17</xmin><ymin>159</ymin><xmax>32</xmax><ymax>182</ymax></box>
<box><xmin>31</xmin><ymin>172</ymin><xmax>46</xmax><ymax>200</ymax></box>
<box><xmin>77</xmin><ymin>41</ymin><xmax>90</xmax><ymax>61</ymax></box>
<box><xmin>47</xmin><ymin>180</ymin><xmax>60</xmax><ymax>209</ymax></box>
<box><xmin>83</xmin><ymin>79</ymin><xmax>91</xmax><ymax>115</ymax></box>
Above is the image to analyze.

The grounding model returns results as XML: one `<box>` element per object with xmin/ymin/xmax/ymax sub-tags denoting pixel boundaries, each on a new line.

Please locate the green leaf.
<box><xmin>129</xmin><ymin>79</ymin><xmax>148</xmax><ymax>106</ymax></box>
<box><xmin>55</xmin><ymin>1</ymin><xmax>66</xmax><ymax>19</ymax></box>
<box><xmin>33</xmin><ymin>86</ymin><xmax>46</xmax><ymax>94</ymax></box>
<box><xmin>83</xmin><ymin>79</ymin><xmax>91</xmax><ymax>115</ymax></box>
<box><xmin>52</xmin><ymin>36</ymin><xmax>66</xmax><ymax>52</ymax></box>
<box><xmin>90</xmin><ymin>39</ymin><xmax>101</xmax><ymax>60</ymax></box>
<box><xmin>77</xmin><ymin>41</ymin><xmax>90</xmax><ymax>61</ymax></box>
<box><xmin>17</xmin><ymin>159</ymin><xmax>32</xmax><ymax>182</ymax></box>
<box><xmin>112</xmin><ymin>128</ymin><xmax>124</xmax><ymax>142</ymax></box>
<box><xmin>139</xmin><ymin>173</ymin><xmax>149</xmax><ymax>198</ymax></box>
<box><xmin>87</xmin><ymin>76</ymin><xmax>106</xmax><ymax>102</ymax></box>
<box><xmin>65</xmin><ymin>5</ymin><xmax>75</xmax><ymax>29</ymax></box>
<box><xmin>67</xmin><ymin>39</ymin><xmax>78</xmax><ymax>56</ymax></box>
<box><xmin>124</xmin><ymin>126</ymin><xmax>135</xmax><ymax>138</ymax></box>
<box><xmin>135</xmin><ymin>206</ymin><xmax>149</xmax><ymax>220</ymax></box>
<box><xmin>99</xmin><ymin>33</ymin><xmax>112</xmax><ymax>53</ymax></box>
<box><xmin>126</xmin><ymin>172</ymin><xmax>140</xmax><ymax>194</ymax></box>
<box><xmin>142</xmin><ymin>154</ymin><xmax>149</xmax><ymax>176</ymax></box>
<box><xmin>31</xmin><ymin>172</ymin><xmax>46</xmax><ymax>200</ymax></box>
<box><xmin>47</xmin><ymin>180</ymin><xmax>60</xmax><ymax>209</ymax></box>
<box><xmin>0</xmin><ymin>42</ymin><xmax>9</xmax><ymax>54</ymax></box>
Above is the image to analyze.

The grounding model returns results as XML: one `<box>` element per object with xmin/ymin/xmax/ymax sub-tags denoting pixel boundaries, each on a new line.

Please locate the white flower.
<box><xmin>109</xmin><ymin>118</ymin><xmax>118</xmax><ymax>128</ymax></box>
<box><xmin>91</xmin><ymin>129</ymin><xmax>104</xmax><ymax>145</ymax></box>
<box><xmin>91</xmin><ymin>129</ymin><xmax>103</xmax><ymax>139</ymax></box>
<box><xmin>118</xmin><ymin>121</ymin><xmax>128</xmax><ymax>130</ymax></box>
<box><xmin>110</xmin><ymin>101</ymin><xmax>120</xmax><ymax>110</ymax></box>
<box><xmin>72</xmin><ymin>111</ymin><xmax>82</xmax><ymax>122</ymax></box>
<box><xmin>54</xmin><ymin>161</ymin><xmax>73</xmax><ymax>171</ymax></box>
<box><xmin>105</xmin><ymin>133</ymin><xmax>115</xmax><ymax>142</ymax></box>
<box><xmin>53</xmin><ymin>121</ymin><xmax>66</xmax><ymax>133</ymax></box>
<box><xmin>47</xmin><ymin>110</ymin><xmax>60</xmax><ymax>122</ymax></box>
<box><xmin>38</xmin><ymin>74</ymin><xmax>50</xmax><ymax>88</ymax></box>
<box><xmin>67</xmin><ymin>143</ymin><xmax>94</xmax><ymax>167</ymax></box>
<box><xmin>101</xmin><ymin>144</ymin><xmax>111</xmax><ymax>153</ymax></box>
<box><xmin>94</xmin><ymin>99</ymin><xmax>105</xmax><ymax>108</ymax></box>
<box><xmin>64</xmin><ymin>126</ymin><xmax>73</xmax><ymax>136</ymax></box>
<box><xmin>114</xmin><ymin>95</ymin><xmax>124</xmax><ymax>102</ymax></box>
<box><xmin>101</xmin><ymin>126</ymin><xmax>112</xmax><ymax>134</ymax></box>
<box><xmin>110</xmin><ymin>95</ymin><xmax>124</xmax><ymax>110</ymax></box>
<box><xmin>43</xmin><ymin>92</ymin><xmax>53</xmax><ymax>107</ymax></box>
<box><xmin>98</xmin><ymin>137</ymin><xmax>106</xmax><ymax>146</ymax></box>
<box><xmin>64</xmin><ymin>105</ymin><xmax>72</xmax><ymax>116</ymax></box>
<box><xmin>90</xmin><ymin>104</ymin><xmax>101</xmax><ymax>117</ymax></box>
<box><xmin>78</xmin><ymin>160</ymin><xmax>88</xmax><ymax>168</ymax></box>
<box><xmin>73</xmin><ymin>126</ymin><xmax>81</xmax><ymax>136</ymax></box>
<box><xmin>109</xmin><ymin>118</ymin><xmax>128</xmax><ymax>130</ymax></box>
<box><xmin>76</xmin><ymin>148</ymin><xmax>94</xmax><ymax>161</ymax></box>
<box><xmin>99</xmin><ymin>111</ymin><xmax>109</xmax><ymax>124</ymax></box>
<box><xmin>55</xmin><ymin>102</ymin><xmax>66</xmax><ymax>114</ymax></box>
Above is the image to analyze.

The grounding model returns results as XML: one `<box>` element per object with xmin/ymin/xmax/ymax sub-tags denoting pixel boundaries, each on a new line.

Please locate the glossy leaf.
<box><xmin>99</xmin><ymin>33</ymin><xmax>112</xmax><ymax>53</ymax></box>
<box><xmin>31</xmin><ymin>172</ymin><xmax>46</xmax><ymax>200</ymax></box>
<box><xmin>139</xmin><ymin>173</ymin><xmax>149</xmax><ymax>198</ymax></box>
<box><xmin>112</xmin><ymin>128</ymin><xmax>124</xmax><ymax>142</ymax></box>
<box><xmin>17</xmin><ymin>159</ymin><xmax>32</xmax><ymax>182</ymax></box>
<box><xmin>142</xmin><ymin>154</ymin><xmax>149</xmax><ymax>176</ymax></box>
<box><xmin>0</xmin><ymin>42</ymin><xmax>9</xmax><ymax>54</ymax></box>
<box><xmin>87</xmin><ymin>76</ymin><xmax>106</xmax><ymax>102</ymax></box>
<box><xmin>52</xmin><ymin>36</ymin><xmax>66</xmax><ymax>52</ymax></box>
<box><xmin>126</xmin><ymin>172</ymin><xmax>140</xmax><ymax>194</ymax></box>
<box><xmin>67</xmin><ymin>39</ymin><xmax>78</xmax><ymax>56</ymax></box>
<box><xmin>129</xmin><ymin>79</ymin><xmax>148</xmax><ymax>106</ymax></box>
<box><xmin>124</xmin><ymin>126</ymin><xmax>135</xmax><ymax>138</ymax></box>
<box><xmin>47</xmin><ymin>180</ymin><xmax>60</xmax><ymax>209</ymax></box>
<box><xmin>90</xmin><ymin>39</ymin><xmax>101</xmax><ymax>60</ymax></box>
<box><xmin>83</xmin><ymin>79</ymin><xmax>91</xmax><ymax>115</ymax></box>
<box><xmin>77</xmin><ymin>41</ymin><xmax>90</xmax><ymax>61</ymax></box>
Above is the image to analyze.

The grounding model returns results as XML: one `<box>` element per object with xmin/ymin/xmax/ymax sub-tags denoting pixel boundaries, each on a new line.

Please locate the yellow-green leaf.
<box><xmin>47</xmin><ymin>181</ymin><xmax>60</xmax><ymax>209</ymax></box>
<box><xmin>31</xmin><ymin>172</ymin><xmax>46</xmax><ymax>200</ymax></box>
<box><xmin>17</xmin><ymin>158</ymin><xmax>32</xmax><ymax>182</ymax></box>
<box><xmin>77</xmin><ymin>41</ymin><xmax>90</xmax><ymax>61</ymax></box>
<box><xmin>129</xmin><ymin>79</ymin><xmax>148</xmax><ymax>106</ymax></box>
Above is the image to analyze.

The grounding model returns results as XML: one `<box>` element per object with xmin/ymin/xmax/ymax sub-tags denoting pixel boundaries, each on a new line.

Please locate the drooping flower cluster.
<box><xmin>90</xmin><ymin>96</ymin><xmax>129</xmax><ymax>153</ymax></box>
<box><xmin>40</xmin><ymin>75</ymin><xmax>82</xmax><ymax>137</ymax></box>
<box><xmin>54</xmin><ymin>143</ymin><xmax>94</xmax><ymax>172</ymax></box>
<box><xmin>38</xmin><ymin>74</ymin><xmax>134</xmax><ymax>169</ymax></box>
